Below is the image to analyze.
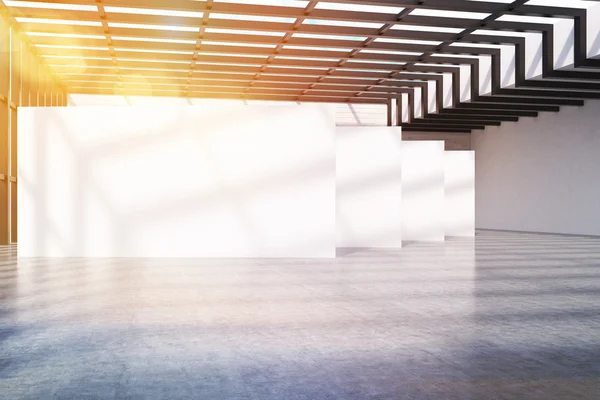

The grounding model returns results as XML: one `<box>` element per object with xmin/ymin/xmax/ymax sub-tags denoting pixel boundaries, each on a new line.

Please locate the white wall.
<box><xmin>336</xmin><ymin>127</ymin><xmax>403</xmax><ymax>248</ymax></box>
<box><xmin>401</xmin><ymin>141</ymin><xmax>446</xmax><ymax>242</ymax></box>
<box><xmin>403</xmin><ymin>132</ymin><xmax>471</xmax><ymax>151</ymax></box>
<box><xmin>445</xmin><ymin>151</ymin><xmax>475</xmax><ymax>237</ymax></box>
<box><xmin>335</xmin><ymin>103</ymin><xmax>387</xmax><ymax>126</ymax></box>
<box><xmin>18</xmin><ymin>104</ymin><xmax>337</xmax><ymax>257</ymax></box>
<box><xmin>473</xmin><ymin>101</ymin><xmax>600</xmax><ymax>236</ymax></box>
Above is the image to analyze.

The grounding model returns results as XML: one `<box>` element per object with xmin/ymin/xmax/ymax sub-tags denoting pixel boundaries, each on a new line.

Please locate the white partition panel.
<box><xmin>336</xmin><ymin>127</ymin><xmax>403</xmax><ymax>248</ymax></box>
<box><xmin>445</xmin><ymin>151</ymin><xmax>475</xmax><ymax>237</ymax></box>
<box><xmin>19</xmin><ymin>105</ymin><xmax>336</xmax><ymax>258</ymax></box>
<box><xmin>401</xmin><ymin>141</ymin><xmax>445</xmax><ymax>242</ymax></box>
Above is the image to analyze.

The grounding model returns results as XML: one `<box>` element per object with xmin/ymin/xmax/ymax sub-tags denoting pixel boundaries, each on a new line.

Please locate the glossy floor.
<box><xmin>1</xmin><ymin>231</ymin><xmax>600</xmax><ymax>399</ymax></box>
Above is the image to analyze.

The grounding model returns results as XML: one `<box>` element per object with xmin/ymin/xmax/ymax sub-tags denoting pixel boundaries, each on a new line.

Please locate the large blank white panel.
<box><xmin>401</xmin><ymin>141</ymin><xmax>445</xmax><ymax>242</ymax></box>
<box><xmin>336</xmin><ymin>127</ymin><xmax>403</xmax><ymax>248</ymax></box>
<box><xmin>19</xmin><ymin>105</ymin><xmax>336</xmax><ymax>258</ymax></box>
<box><xmin>445</xmin><ymin>151</ymin><xmax>475</xmax><ymax>237</ymax></box>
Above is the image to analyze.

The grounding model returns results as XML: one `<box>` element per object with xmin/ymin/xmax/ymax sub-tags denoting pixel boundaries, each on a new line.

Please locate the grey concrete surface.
<box><xmin>1</xmin><ymin>231</ymin><xmax>600</xmax><ymax>399</ymax></box>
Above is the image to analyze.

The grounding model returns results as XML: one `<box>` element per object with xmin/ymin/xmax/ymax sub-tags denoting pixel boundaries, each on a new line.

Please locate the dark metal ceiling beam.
<box><xmin>8</xmin><ymin>0</ymin><xmax>600</xmax><ymax>129</ymax></box>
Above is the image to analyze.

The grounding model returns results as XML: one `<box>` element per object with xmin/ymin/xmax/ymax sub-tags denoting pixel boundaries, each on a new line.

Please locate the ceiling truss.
<box><xmin>2</xmin><ymin>0</ymin><xmax>600</xmax><ymax>132</ymax></box>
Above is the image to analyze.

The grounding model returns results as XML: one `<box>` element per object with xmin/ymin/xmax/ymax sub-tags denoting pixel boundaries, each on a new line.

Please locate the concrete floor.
<box><xmin>1</xmin><ymin>230</ymin><xmax>600</xmax><ymax>399</ymax></box>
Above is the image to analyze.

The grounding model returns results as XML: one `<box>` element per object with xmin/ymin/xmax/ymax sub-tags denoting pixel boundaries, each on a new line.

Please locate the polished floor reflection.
<box><xmin>1</xmin><ymin>231</ymin><xmax>600</xmax><ymax>399</ymax></box>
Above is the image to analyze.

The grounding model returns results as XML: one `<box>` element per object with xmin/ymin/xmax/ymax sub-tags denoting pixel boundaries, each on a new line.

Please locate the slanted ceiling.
<box><xmin>2</xmin><ymin>0</ymin><xmax>600</xmax><ymax>132</ymax></box>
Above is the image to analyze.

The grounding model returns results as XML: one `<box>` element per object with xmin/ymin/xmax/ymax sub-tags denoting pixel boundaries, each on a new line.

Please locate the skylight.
<box><xmin>202</xmin><ymin>41</ymin><xmax>276</xmax><ymax>48</ymax></box>
<box><xmin>304</xmin><ymin>19</ymin><xmax>383</xmax><ymax>29</ymax></box>
<box><xmin>497</xmin><ymin>15</ymin><xmax>570</xmax><ymax>24</ymax></box>
<box><xmin>269</xmin><ymin>65</ymin><xmax>326</xmax><ymax>71</ymax></box>
<box><xmin>210</xmin><ymin>13</ymin><xmax>295</xmax><ymax>24</ymax></box>
<box><xmin>215</xmin><ymin>0</ymin><xmax>309</xmax><ymax>8</ymax></box>
<box><xmin>111</xmin><ymin>36</ymin><xmax>197</xmax><ymax>45</ymax></box>
<box><xmin>262</xmin><ymin>73</ymin><xmax>317</xmax><ymax>78</ymax></box>
<box><xmin>473</xmin><ymin>29</ymin><xmax>534</xmax><ymax>38</ymax></box>
<box><xmin>341</xmin><ymin>68</ymin><xmax>393</xmax><ymax>73</ymax></box>
<box><xmin>197</xmin><ymin>52</ymin><xmax>265</xmax><ymax>58</ymax></box>
<box><xmin>346</xmin><ymin>59</ymin><xmax>403</xmax><ymax>65</ymax></box>
<box><xmin>375</xmin><ymin>38</ymin><xmax>442</xmax><ymax>46</ymax></box>
<box><xmin>120</xmin><ymin>58</ymin><xmax>191</xmax><ymax>64</ymax></box>
<box><xmin>115</xmin><ymin>48</ymin><xmax>194</xmax><ymax>55</ymax></box>
<box><xmin>48</xmin><ymin>64</ymin><xmax>111</xmax><ymax>69</ymax></box>
<box><xmin>27</xmin><ymin>32</ymin><xmax>106</xmax><ymax>40</ymax></box>
<box><xmin>277</xmin><ymin>56</ymin><xmax>341</xmax><ymax>62</ymax></box>
<box><xmin>360</xmin><ymin>49</ymin><xmax>423</xmax><ymax>56</ymax></box>
<box><xmin>119</xmin><ymin>66</ymin><xmax>190</xmax><ymax>73</ymax></box>
<box><xmin>315</xmin><ymin>2</ymin><xmax>404</xmax><ymax>14</ymax></box>
<box><xmin>429</xmin><ymin>54</ymin><xmax>481</xmax><ymax>60</ymax></box>
<box><xmin>205</xmin><ymin>28</ymin><xmax>285</xmax><ymax>37</ymax></box>
<box><xmin>4</xmin><ymin>1</ymin><xmax>97</xmax><ymax>12</ymax></box>
<box><xmin>108</xmin><ymin>23</ymin><xmax>199</xmax><ymax>32</ymax></box>
<box><xmin>43</xmin><ymin>55</ymin><xmax>112</xmax><ymax>60</ymax></box>
<box><xmin>104</xmin><ymin>6</ymin><xmax>204</xmax><ymax>19</ymax></box>
<box><xmin>391</xmin><ymin>25</ymin><xmax>463</xmax><ymax>34</ymax></box>
<box><xmin>195</xmin><ymin>62</ymin><xmax>262</xmax><ymax>67</ymax></box>
<box><xmin>16</xmin><ymin>17</ymin><xmax>102</xmax><ymax>27</ymax></box>
<box><xmin>194</xmin><ymin>70</ymin><xmax>256</xmax><ymax>75</ymax></box>
<box><xmin>293</xmin><ymin>33</ymin><xmax>367</xmax><ymax>41</ymax></box>
<box><xmin>36</xmin><ymin>44</ymin><xmax>109</xmax><ymax>51</ymax></box>
<box><xmin>411</xmin><ymin>9</ymin><xmax>491</xmax><ymax>20</ymax></box>
<box><xmin>284</xmin><ymin>45</ymin><xmax>352</xmax><ymax>52</ymax></box>
<box><xmin>449</xmin><ymin>42</ymin><xmax>503</xmax><ymax>49</ymax></box>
